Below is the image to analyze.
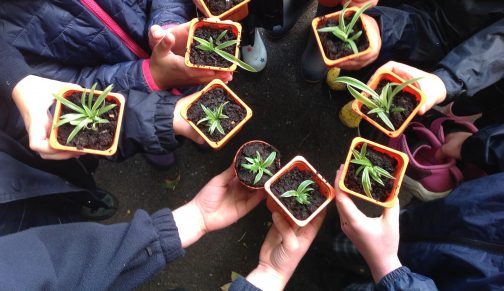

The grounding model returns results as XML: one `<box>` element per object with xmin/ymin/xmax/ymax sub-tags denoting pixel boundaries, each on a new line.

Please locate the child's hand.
<box><xmin>149</xmin><ymin>25</ymin><xmax>233</xmax><ymax>90</ymax></box>
<box><xmin>334</xmin><ymin>165</ymin><xmax>402</xmax><ymax>283</ymax></box>
<box><xmin>246</xmin><ymin>211</ymin><xmax>325</xmax><ymax>291</ymax></box>
<box><xmin>337</xmin><ymin>14</ymin><xmax>381</xmax><ymax>71</ymax></box>
<box><xmin>435</xmin><ymin>131</ymin><xmax>473</xmax><ymax>161</ymax></box>
<box><xmin>371</xmin><ymin>61</ymin><xmax>447</xmax><ymax>114</ymax></box>
<box><xmin>12</xmin><ymin>75</ymin><xmax>83</xmax><ymax>160</ymax></box>
<box><xmin>345</xmin><ymin>0</ymin><xmax>379</xmax><ymax>7</ymax></box>
<box><xmin>149</xmin><ymin>23</ymin><xmax>189</xmax><ymax>56</ymax></box>
<box><xmin>173</xmin><ymin>93</ymin><xmax>205</xmax><ymax>144</ymax></box>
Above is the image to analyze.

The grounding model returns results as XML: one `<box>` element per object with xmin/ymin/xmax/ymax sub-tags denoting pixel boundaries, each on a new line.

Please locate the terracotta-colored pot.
<box><xmin>185</xmin><ymin>18</ymin><xmax>242</xmax><ymax>72</ymax></box>
<box><xmin>339</xmin><ymin>137</ymin><xmax>408</xmax><ymax>208</ymax></box>
<box><xmin>312</xmin><ymin>6</ymin><xmax>375</xmax><ymax>68</ymax></box>
<box><xmin>180</xmin><ymin>79</ymin><xmax>252</xmax><ymax>150</ymax></box>
<box><xmin>49</xmin><ymin>86</ymin><xmax>125</xmax><ymax>156</ymax></box>
<box><xmin>352</xmin><ymin>69</ymin><xmax>426</xmax><ymax>138</ymax></box>
<box><xmin>233</xmin><ymin>140</ymin><xmax>281</xmax><ymax>190</ymax></box>
<box><xmin>194</xmin><ymin>0</ymin><xmax>251</xmax><ymax>22</ymax></box>
<box><xmin>265</xmin><ymin>156</ymin><xmax>335</xmax><ymax>227</ymax></box>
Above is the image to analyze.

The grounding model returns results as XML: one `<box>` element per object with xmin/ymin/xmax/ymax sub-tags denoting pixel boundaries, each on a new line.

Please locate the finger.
<box><xmin>382</xmin><ymin>198</ymin><xmax>400</xmax><ymax>224</ymax></box>
<box><xmin>40</xmin><ymin>151</ymin><xmax>83</xmax><ymax>160</ymax></box>
<box><xmin>210</xmin><ymin>165</ymin><xmax>235</xmax><ymax>186</ymax></box>
<box><xmin>334</xmin><ymin>166</ymin><xmax>365</xmax><ymax>223</ymax></box>
<box><xmin>149</xmin><ymin>25</ymin><xmax>166</xmax><ymax>48</ymax></box>
<box><xmin>272</xmin><ymin>212</ymin><xmax>299</xmax><ymax>251</ymax></box>
<box><xmin>434</xmin><ymin>147</ymin><xmax>447</xmax><ymax>161</ymax></box>
<box><xmin>156</xmin><ymin>31</ymin><xmax>175</xmax><ymax>57</ymax></box>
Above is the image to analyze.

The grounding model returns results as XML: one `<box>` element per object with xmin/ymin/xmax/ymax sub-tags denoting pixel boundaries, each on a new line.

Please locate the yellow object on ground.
<box><xmin>326</xmin><ymin>67</ymin><xmax>346</xmax><ymax>91</ymax></box>
<box><xmin>339</xmin><ymin>100</ymin><xmax>362</xmax><ymax>128</ymax></box>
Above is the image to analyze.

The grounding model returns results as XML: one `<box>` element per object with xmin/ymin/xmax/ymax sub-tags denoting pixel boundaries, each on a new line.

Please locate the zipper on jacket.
<box><xmin>80</xmin><ymin>0</ymin><xmax>149</xmax><ymax>59</ymax></box>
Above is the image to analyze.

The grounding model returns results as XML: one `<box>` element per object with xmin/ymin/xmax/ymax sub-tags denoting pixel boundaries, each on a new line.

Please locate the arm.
<box><xmin>433</xmin><ymin>19</ymin><xmax>504</xmax><ymax>101</ymax></box>
<box><xmin>0</xmin><ymin>37</ymin><xmax>31</xmax><ymax>99</ymax></box>
<box><xmin>147</xmin><ymin>0</ymin><xmax>195</xmax><ymax>29</ymax></box>
<box><xmin>460</xmin><ymin>124</ymin><xmax>504</xmax><ymax>173</ymax></box>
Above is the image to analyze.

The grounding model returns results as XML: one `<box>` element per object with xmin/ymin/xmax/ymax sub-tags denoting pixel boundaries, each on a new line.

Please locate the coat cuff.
<box><xmin>433</xmin><ymin>68</ymin><xmax>466</xmax><ymax>103</ymax></box>
<box><xmin>0</xmin><ymin>44</ymin><xmax>32</xmax><ymax>98</ymax></box>
<box><xmin>152</xmin><ymin>208</ymin><xmax>185</xmax><ymax>264</ymax></box>
<box><xmin>155</xmin><ymin>94</ymin><xmax>183</xmax><ymax>151</ymax></box>
<box><xmin>229</xmin><ymin>276</ymin><xmax>262</xmax><ymax>291</ymax></box>
<box><xmin>142</xmin><ymin>60</ymin><xmax>161</xmax><ymax>92</ymax></box>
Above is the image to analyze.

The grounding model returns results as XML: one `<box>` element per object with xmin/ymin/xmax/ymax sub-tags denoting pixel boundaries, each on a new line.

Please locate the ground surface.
<box><xmin>96</xmin><ymin>3</ymin><xmax>368</xmax><ymax>290</ymax></box>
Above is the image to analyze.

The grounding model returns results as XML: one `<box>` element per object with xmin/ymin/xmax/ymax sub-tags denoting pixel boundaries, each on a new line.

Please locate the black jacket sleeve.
<box><xmin>461</xmin><ymin>124</ymin><xmax>504</xmax><ymax>173</ymax></box>
<box><xmin>0</xmin><ymin>37</ymin><xmax>32</xmax><ymax>99</ymax></box>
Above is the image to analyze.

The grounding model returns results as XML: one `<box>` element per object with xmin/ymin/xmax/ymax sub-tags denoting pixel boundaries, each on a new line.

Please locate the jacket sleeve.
<box><xmin>375</xmin><ymin>266</ymin><xmax>437</xmax><ymax>291</ymax></box>
<box><xmin>433</xmin><ymin>18</ymin><xmax>504</xmax><ymax>101</ymax></box>
<box><xmin>112</xmin><ymin>89</ymin><xmax>184</xmax><ymax>161</ymax></box>
<box><xmin>0</xmin><ymin>208</ymin><xmax>185</xmax><ymax>291</ymax></box>
<box><xmin>461</xmin><ymin>124</ymin><xmax>504</xmax><ymax>172</ymax></box>
<box><xmin>147</xmin><ymin>0</ymin><xmax>195</xmax><ymax>29</ymax></box>
<box><xmin>0</xmin><ymin>38</ymin><xmax>32</xmax><ymax>99</ymax></box>
<box><xmin>229</xmin><ymin>276</ymin><xmax>262</xmax><ymax>291</ymax></box>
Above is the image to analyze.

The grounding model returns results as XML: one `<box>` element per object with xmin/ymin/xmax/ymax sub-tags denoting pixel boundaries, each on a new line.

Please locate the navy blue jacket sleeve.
<box><xmin>113</xmin><ymin>89</ymin><xmax>183</xmax><ymax>161</ymax></box>
<box><xmin>433</xmin><ymin>18</ymin><xmax>504</xmax><ymax>101</ymax></box>
<box><xmin>375</xmin><ymin>266</ymin><xmax>437</xmax><ymax>291</ymax></box>
<box><xmin>229</xmin><ymin>276</ymin><xmax>262</xmax><ymax>291</ymax></box>
<box><xmin>0</xmin><ymin>208</ymin><xmax>185</xmax><ymax>291</ymax></box>
<box><xmin>147</xmin><ymin>0</ymin><xmax>195</xmax><ymax>28</ymax></box>
<box><xmin>461</xmin><ymin>124</ymin><xmax>504</xmax><ymax>172</ymax></box>
<box><xmin>0</xmin><ymin>38</ymin><xmax>32</xmax><ymax>99</ymax></box>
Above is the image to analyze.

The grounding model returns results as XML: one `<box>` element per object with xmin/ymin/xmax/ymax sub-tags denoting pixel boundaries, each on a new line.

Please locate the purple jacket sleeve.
<box><xmin>0</xmin><ymin>209</ymin><xmax>185</xmax><ymax>290</ymax></box>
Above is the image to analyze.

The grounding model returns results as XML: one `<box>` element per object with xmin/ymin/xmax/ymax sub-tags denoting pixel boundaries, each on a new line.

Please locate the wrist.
<box><xmin>147</xmin><ymin>59</ymin><xmax>167</xmax><ymax>90</ymax></box>
<box><xmin>368</xmin><ymin>255</ymin><xmax>402</xmax><ymax>283</ymax></box>
<box><xmin>246</xmin><ymin>263</ymin><xmax>286</xmax><ymax>291</ymax></box>
<box><xmin>172</xmin><ymin>200</ymin><xmax>207</xmax><ymax>248</ymax></box>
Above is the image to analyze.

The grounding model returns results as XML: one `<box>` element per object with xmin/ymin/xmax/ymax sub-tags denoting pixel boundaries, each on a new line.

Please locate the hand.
<box><xmin>334</xmin><ymin>165</ymin><xmax>402</xmax><ymax>283</ymax></box>
<box><xmin>149</xmin><ymin>23</ymin><xmax>189</xmax><ymax>56</ymax></box>
<box><xmin>372</xmin><ymin>61</ymin><xmax>447</xmax><ymax>115</ymax></box>
<box><xmin>345</xmin><ymin>0</ymin><xmax>379</xmax><ymax>8</ymax></box>
<box><xmin>435</xmin><ymin>131</ymin><xmax>473</xmax><ymax>161</ymax></box>
<box><xmin>246</xmin><ymin>211</ymin><xmax>325</xmax><ymax>291</ymax></box>
<box><xmin>173</xmin><ymin>93</ymin><xmax>205</xmax><ymax>144</ymax></box>
<box><xmin>338</xmin><ymin>14</ymin><xmax>381</xmax><ymax>71</ymax></box>
<box><xmin>149</xmin><ymin>25</ymin><xmax>233</xmax><ymax>90</ymax></box>
<box><xmin>173</xmin><ymin>166</ymin><xmax>265</xmax><ymax>248</ymax></box>
<box><xmin>11</xmin><ymin>75</ymin><xmax>83</xmax><ymax>160</ymax></box>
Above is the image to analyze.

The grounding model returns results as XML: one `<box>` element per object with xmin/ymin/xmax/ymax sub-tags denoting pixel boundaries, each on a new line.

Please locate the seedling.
<box><xmin>193</xmin><ymin>29</ymin><xmax>257</xmax><ymax>72</ymax></box>
<box><xmin>54</xmin><ymin>83</ymin><xmax>116</xmax><ymax>144</ymax></box>
<box><xmin>317</xmin><ymin>2</ymin><xmax>372</xmax><ymax>54</ymax></box>
<box><xmin>334</xmin><ymin>76</ymin><xmax>421</xmax><ymax>130</ymax></box>
<box><xmin>196</xmin><ymin>102</ymin><xmax>229</xmax><ymax>135</ymax></box>
<box><xmin>351</xmin><ymin>143</ymin><xmax>395</xmax><ymax>198</ymax></box>
<box><xmin>241</xmin><ymin>151</ymin><xmax>277</xmax><ymax>185</ymax></box>
<box><xmin>280</xmin><ymin>179</ymin><xmax>315</xmax><ymax>205</ymax></box>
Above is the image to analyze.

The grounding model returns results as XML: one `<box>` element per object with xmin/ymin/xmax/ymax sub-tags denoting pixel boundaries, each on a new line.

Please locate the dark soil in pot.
<box><xmin>203</xmin><ymin>0</ymin><xmax>246</xmax><ymax>15</ymax></box>
<box><xmin>270</xmin><ymin>167</ymin><xmax>325</xmax><ymax>221</ymax></box>
<box><xmin>57</xmin><ymin>93</ymin><xmax>118</xmax><ymax>150</ymax></box>
<box><xmin>361</xmin><ymin>80</ymin><xmax>419</xmax><ymax>130</ymax></box>
<box><xmin>187</xmin><ymin>87</ymin><xmax>246</xmax><ymax>142</ymax></box>
<box><xmin>235</xmin><ymin>142</ymin><xmax>281</xmax><ymax>187</ymax></box>
<box><xmin>318</xmin><ymin>17</ymin><xmax>369</xmax><ymax>60</ymax></box>
<box><xmin>190</xmin><ymin>26</ymin><xmax>237</xmax><ymax>68</ymax></box>
<box><xmin>344</xmin><ymin>145</ymin><xmax>397</xmax><ymax>202</ymax></box>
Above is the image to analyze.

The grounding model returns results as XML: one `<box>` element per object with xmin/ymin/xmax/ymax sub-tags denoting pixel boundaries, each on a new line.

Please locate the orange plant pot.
<box><xmin>185</xmin><ymin>18</ymin><xmax>242</xmax><ymax>72</ymax></box>
<box><xmin>312</xmin><ymin>7</ymin><xmax>375</xmax><ymax>68</ymax></box>
<box><xmin>339</xmin><ymin>137</ymin><xmax>409</xmax><ymax>208</ymax></box>
<box><xmin>265</xmin><ymin>156</ymin><xmax>335</xmax><ymax>227</ymax></box>
<box><xmin>180</xmin><ymin>79</ymin><xmax>252</xmax><ymax>150</ymax></box>
<box><xmin>352</xmin><ymin>69</ymin><xmax>426</xmax><ymax>138</ymax></box>
<box><xmin>233</xmin><ymin>140</ymin><xmax>281</xmax><ymax>190</ymax></box>
<box><xmin>49</xmin><ymin>86</ymin><xmax>125</xmax><ymax>156</ymax></box>
<box><xmin>194</xmin><ymin>0</ymin><xmax>251</xmax><ymax>22</ymax></box>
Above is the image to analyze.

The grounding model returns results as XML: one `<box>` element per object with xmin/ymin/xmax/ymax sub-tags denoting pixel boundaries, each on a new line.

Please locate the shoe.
<box><xmin>241</xmin><ymin>28</ymin><xmax>267</xmax><ymax>72</ymax></box>
<box><xmin>388</xmin><ymin>122</ymin><xmax>463</xmax><ymax>201</ymax></box>
<box><xmin>265</xmin><ymin>0</ymin><xmax>312</xmax><ymax>39</ymax></box>
<box><xmin>143</xmin><ymin>152</ymin><xmax>176</xmax><ymax>171</ymax></box>
<box><xmin>80</xmin><ymin>189</ymin><xmax>118</xmax><ymax>221</ymax></box>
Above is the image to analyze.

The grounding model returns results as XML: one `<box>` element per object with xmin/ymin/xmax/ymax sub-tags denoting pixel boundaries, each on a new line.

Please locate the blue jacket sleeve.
<box><xmin>0</xmin><ymin>37</ymin><xmax>32</xmax><ymax>99</ymax></box>
<box><xmin>433</xmin><ymin>18</ymin><xmax>504</xmax><ymax>101</ymax></box>
<box><xmin>147</xmin><ymin>0</ymin><xmax>195</xmax><ymax>28</ymax></box>
<box><xmin>461</xmin><ymin>124</ymin><xmax>504</xmax><ymax>172</ymax></box>
<box><xmin>375</xmin><ymin>266</ymin><xmax>437</xmax><ymax>291</ymax></box>
<box><xmin>229</xmin><ymin>276</ymin><xmax>262</xmax><ymax>291</ymax></box>
<box><xmin>0</xmin><ymin>208</ymin><xmax>185</xmax><ymax>291</ymax></box>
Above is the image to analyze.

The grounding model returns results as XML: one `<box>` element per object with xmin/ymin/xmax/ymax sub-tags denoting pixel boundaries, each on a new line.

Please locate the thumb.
<box><xmin>434</xmin><ymin>146</ymin><xmax>447</xmax><ymax>161</ymax></box>
<box><xmin>156</xmin><ymin>31</ymin><xmax>175</xmax><ymax>56</ymax></box>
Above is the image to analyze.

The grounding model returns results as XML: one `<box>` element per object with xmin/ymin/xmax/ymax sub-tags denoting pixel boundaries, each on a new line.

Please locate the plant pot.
<box><xmin>233</xmin><ymin>140</ymin><xmax>281</xmax><ymax>189</ymax></box>
<box><xmin>180</xmin><ymin>79</ymin><xmax>252</xmax><ymax>149</ymax></box>
<box><xmin>352</xmin><ymin>69</ymin><xmax>426</xmax><ymax>138</ymax></box>
<box><xmin>194</xmin><ymin>0</ymin><xmax>251</xmax><ymax>22</ymax></box>
<box><xmin>265</xmin><ymin>156</ymin><xmax>335</xmax><ymax>227</ymax></box>
<box><xmin>49</xmin><ymin>85</ymin><xmax>125</xmax><ymax>156</ymax></box>
<box><xmin>185</xmin><ymin>18</ymin><xmax>242</xmax><ymax>72</ymax></box>
<box><xmin>339</xmin><ymin>137</ymin><xmax>408</xmax><ymax>208</ymax></box>
<box><xmin>312</xmin><ymin>7</ymin><xmax>375</xmax><ymax>68</ymax></box>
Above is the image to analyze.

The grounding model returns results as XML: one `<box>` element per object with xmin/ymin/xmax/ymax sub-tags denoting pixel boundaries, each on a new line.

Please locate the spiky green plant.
<box><xmin>280</xmin><ymin>179</ymin><xmax>315</xmax><ymax>205</ymax></box>
<box><xmin>193</xmin><ymin>29</ymin><xmax>257</xmax><ymax>72</ymax></box>
<box><xmin>54</xmin><ymin>83</ymin><xmax>116</xmax><ymax>144</ymax></box>
<box><xmin>334</xmin><ymin>76</ymin><xmax>421</xmax><ymax>130</ymax></box>
<box><xmin>241</xmin><ymin>151</ymin><xmax>277</xmax><ymax>185</ymax></box>
<box><xmin>316</xmin><ymin>2</ymin><xmax>372</xmax><ymax>54</ymax></box>
<box><xmin>196</xmin><ymin>102</ymin><xmax>229</xmax><ymax>135</ymax></box>
<box><xmin>351</xmin><ymin>143</ymin><xmax>395</xmax><ymax>198</ymax></box>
